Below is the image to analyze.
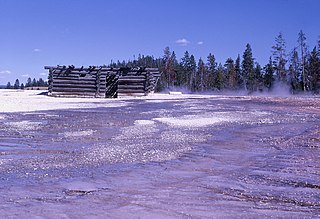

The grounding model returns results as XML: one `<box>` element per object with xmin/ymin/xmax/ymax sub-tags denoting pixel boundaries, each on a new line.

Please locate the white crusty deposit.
<box><xmin>0</xmin><ymin>90</ymin><xmax>129</xmax><ymax>113</ymax></box>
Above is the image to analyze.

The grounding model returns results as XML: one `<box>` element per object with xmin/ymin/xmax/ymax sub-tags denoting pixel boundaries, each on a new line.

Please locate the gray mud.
<box><xmin>0</xmin><ymin>96</ymin><xmax>319</xmax><ymax>218</ymax></box>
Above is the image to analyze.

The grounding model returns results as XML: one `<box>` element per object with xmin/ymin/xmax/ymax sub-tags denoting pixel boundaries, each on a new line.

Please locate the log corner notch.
<box><xmin>44</xmin><ymin>65</ymin><xmax>161</xmax><ymax>98</ymax></box>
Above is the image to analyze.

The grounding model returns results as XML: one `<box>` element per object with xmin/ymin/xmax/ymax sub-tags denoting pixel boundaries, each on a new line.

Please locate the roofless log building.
<box><xmin>44</xmin><ymin>66</ymin><xmax>161</xmax><ymax>98</ymax></box>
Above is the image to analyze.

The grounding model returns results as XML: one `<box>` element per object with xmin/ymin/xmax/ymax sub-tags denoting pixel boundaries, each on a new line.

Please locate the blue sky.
<box><xmin>0</xmin><ymin>0</ymin><xmax>319</xmax><ymax>85</ymax></box>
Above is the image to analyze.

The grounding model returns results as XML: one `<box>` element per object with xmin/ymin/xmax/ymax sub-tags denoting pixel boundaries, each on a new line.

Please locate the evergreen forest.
<box><xmin>110</xmin><ymin>31</ymin><xmax>320</xmax><ymax>94</ymax></box>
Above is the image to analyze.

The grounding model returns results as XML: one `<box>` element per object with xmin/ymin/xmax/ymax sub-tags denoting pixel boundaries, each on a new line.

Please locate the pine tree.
<box><xmin>254</xmin><ymin>62</ymin><xmax>263</xmax><ymax>91</ymax></box>
<box><xmin>215</xmin><ymin>63</ymin><xmax>226</xmax><ymax>90</ymax></box>
<box><xmin>297</xmin><ymin>30</ymin><xmax>308</xmax><ymax>91</ymax></box>
<box><xmin>288</xmin><ymin>49</ymin><xmax>301</xmax><ymax>92</ymax></box>
<box><xmin>242</xmin><ymin>43</ymin><xmax>255</xmax><ymax>92</ymax></box>
<box><xmin>158</xmin><ymin>47</ymin><xmax>173</xmax><ymax>90</ymax></box>
<box><xmin>225</xmin><ymin>58</ymin><xmax>237</xmax><ymax>89</ymax></box>
<box><xmin>197</xmin><ymin>58</ymin><xmax>206</xmax><ymax>91</ymax></box>
<box><xmin>160</xmin><ymin>49</ymin><xmax>178</xmax><ymax>88</ymax></box>
<box><xmin>26</xmin><ymin>77</ymin><xmax>32</xmax><ymax>87</ymax></box>
<box><xmin>318</xmin><ymin>38</ymin><xmax>320</xmax><ymax>91</ymax></box>
<box><xmin>308</xmin><ymin>46</ymin><xmax>320</xmax><ymax>93</ymax></box>
<box><xmin>206</xmin><ymin>53</ymin><xmax>217</xmax><ymax>90</ymax></box>
<box><xmin>163</xmin><ymin>47</ymin><xmax>172</xmax><ymax>88</ymax></box>
<box><xmin>175</xmin><ymin>63</ymin><xmax>184</xmax><ymax>87</ymax></box>
<box><xmin>263</xmin><ymin>57</ymin><xmax>274</xmax><ymax>90</ymax></box>
<box><xmin>20</xmin><ymin>83</ymin><xmax>25</xmax><ymax>90</ymax></box>
<box><xmin>235</xmin><ymin>55</ymin><xmax>242</xmax><ymax>89</ymax></box>
<box><xmin>13</xmin><ymin>79</ymin><xmax>20</xmax><ymax>89</ymax></box>
<box><xmin>180</xmin><ymin>51</ymin><xmax>191</xmax><ymax>88</ymax></box>
<box><xmin>38</xmin><ymin>78</ymin><xmax>45</xmax><ymax>87</ymax></box>
<box><xmin>317</xmin><ymin>38</ymin><xmax>320</xmax><ymax>58</ymax></box>
<box><xmin>32</xmin><ymin>78</ymin><xmax>37</xmax><ymax>87</ymax></box>
<box><xmin>6</xmin><ymin>82</ymin><xmax>11</xmax><ymax>89</ymax></box>
<box><xmin>170</xmin><ymin>51</ymin><xmax>178</xmax><ymax>87</ymax></box>
<box><xmin>189</xmin><ymin>55</ymin><xmax>197</xmax><ymax>91</ymax></box>
<box><xmin>272</xmin><ymin>32</ymin><xmax>287</xmax><ymax>82</ymax></box>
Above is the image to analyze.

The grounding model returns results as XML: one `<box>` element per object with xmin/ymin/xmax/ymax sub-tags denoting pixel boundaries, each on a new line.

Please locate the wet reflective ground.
<box><xmin>0</xmin><ymin>95</ymin><xmax>319</xmax><ymax>218</ymax></box>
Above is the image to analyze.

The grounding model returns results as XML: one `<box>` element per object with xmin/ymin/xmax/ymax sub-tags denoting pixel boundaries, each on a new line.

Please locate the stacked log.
<box><xmin>44</xmin><ymin>66</ymin><xmax>160</xmax><ymax>98</ymax></box>
<box><xmin>46</xmin><ymin>66</ymin><xmax>98</xmax><ymax>97</ymax></box>
<box><xmin>118</xmin><ymin>73</ymin><xmax>146</xmax><ymax>96</ymax></box>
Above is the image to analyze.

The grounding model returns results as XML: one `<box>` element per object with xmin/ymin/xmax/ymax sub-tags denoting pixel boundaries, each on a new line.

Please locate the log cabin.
<box><xmin>44</xmin><ymin>66</ymin><xmax>161</xmax><ymax>98</ymax></box>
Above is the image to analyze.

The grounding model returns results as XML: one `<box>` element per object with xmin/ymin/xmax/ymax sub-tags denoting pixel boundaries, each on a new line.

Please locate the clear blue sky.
<box><xmin>0</xmin><ymin>0</ymin><xmax>319</xmax><ymax>85</ymax></box>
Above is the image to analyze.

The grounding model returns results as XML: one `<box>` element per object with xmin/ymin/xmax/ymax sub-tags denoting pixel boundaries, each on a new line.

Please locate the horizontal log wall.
<box><xmin>45</xmin><ymin>66</ymin><xmax>160</xmax><ymax>98</ymax></box>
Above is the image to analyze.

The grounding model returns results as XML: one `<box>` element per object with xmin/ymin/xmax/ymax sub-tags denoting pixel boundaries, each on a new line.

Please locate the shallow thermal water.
<box><xmin>0</xmin><ymin>95</ymin><xmax>320</xmax><ymax>218</ymax></box>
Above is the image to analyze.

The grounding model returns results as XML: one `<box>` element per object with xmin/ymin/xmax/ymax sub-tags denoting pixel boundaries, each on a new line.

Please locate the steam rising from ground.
<box><xmin>252</xmin><ymin>81</ymin><xmax>293</xmax><ymax>97</ymax></box>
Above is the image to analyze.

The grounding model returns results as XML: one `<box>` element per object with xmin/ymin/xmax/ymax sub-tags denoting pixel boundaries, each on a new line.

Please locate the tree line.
<box><xmin>5</xmin><ymin>77</ymin><xmax>48</xmax><ymax>89</ymax></box>
<box><xmin>109</xmin><ymin>30</ymin><xmax>320</xmax><ymax>94</ymax></box>
<box><xmin>4</xmin><ymin>30</ymin><xmax>319</xmax><ymax>94</ymax></box>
